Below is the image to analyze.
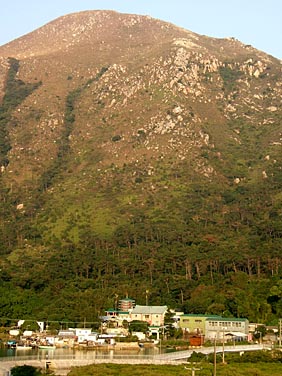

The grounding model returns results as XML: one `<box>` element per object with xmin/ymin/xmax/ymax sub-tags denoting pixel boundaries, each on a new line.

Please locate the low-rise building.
<box><xmin>179</xmin><ymin>314</ymin><xmax>220</xmax><ymax>335</ymax></box>
<box><xmin>57</xmin><ymin>329</ymin><xmax>77</xmax><ymax>347</ymax></box>
<box><xmin>130</xmin><ymin>305</ymin><xmax>168</xmax><ymax>326</ymax></box>
<box><xmin>179</xmin><ymin>314</ymin><xmax>249</xmax><ymax>342</ymax></box>
<box><xmin>205</xmin><ymin>317</ymin><xmax>249</xmax><ymax>341</ymax></box>
<box><xmin>67</xmin><ymin>328</ymin><xmax>95</xmax><ymax>343</ymax></box>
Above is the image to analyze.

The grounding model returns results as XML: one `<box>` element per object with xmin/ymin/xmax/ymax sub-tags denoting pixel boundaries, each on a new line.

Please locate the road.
<box><xmin>154</xmin><ymin>343</ymin><xmax>267</xmax><ymax>361</ymax></box>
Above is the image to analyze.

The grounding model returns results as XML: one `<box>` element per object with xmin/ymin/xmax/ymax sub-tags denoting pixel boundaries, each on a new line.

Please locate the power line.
<box><xmin>0</xmin><ymin>317</ymin><xmax>100</xmax><ymax>324</ymax></box>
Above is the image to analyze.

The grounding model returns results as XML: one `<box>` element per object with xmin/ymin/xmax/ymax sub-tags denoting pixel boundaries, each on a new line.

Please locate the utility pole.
<box><xmin>185</xmin><ymin>367</ymin><xmax>201</xmax><ymax>376</ymax></box>
<box><xmin>114</xmin><ymin>294</ymin><xmax>119</xmax><ymax>311</ymax></box>
<box><xmin>213</xmin><ymin>336</ymin><xmax>217</xmax><ymax>376</ymax></box>
<box><xmin>145</xmin><ymin>290</ymin><xmax>149</xmax><ymax>306</ymax></box>
<box><xmin>279</xmin><ymin>319</ymin><xmax>282</xmax><ymax>348</ymax></box>
<box><xmin>222</xmin><ymin>327</ymin><xmax>225</xmax><ymax>364</ymax></box>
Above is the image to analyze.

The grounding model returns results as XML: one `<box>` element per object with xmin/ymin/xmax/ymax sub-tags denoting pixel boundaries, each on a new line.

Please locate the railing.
<box><xmin>0</xmin><ymin>344</ymin><xmax>268</xmax><ymax>363</ymax></box>
<box><xmin>155</xmin><ymin>344</ymin><xmax>266</xmax><ymax>361</ymax></box>
<box><xmin>0</xmin><ymin>354</ymin><xmax>172</xmax><ymax>376</ymax></box>
<box><xmin>0</xmin><ymin>353</ymin><xmax>155</xmax><ymax>362</ymax></box>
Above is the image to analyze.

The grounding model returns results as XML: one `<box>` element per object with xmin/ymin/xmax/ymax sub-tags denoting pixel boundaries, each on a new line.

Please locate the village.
<box><xmin>4</xmin><ymin>297</ymin><xmax>280</xmax><ymax>350</ymax></box>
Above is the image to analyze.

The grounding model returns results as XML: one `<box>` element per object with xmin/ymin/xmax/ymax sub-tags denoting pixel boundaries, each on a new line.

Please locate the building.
<box><xmin>179</xmin><ymin>314</ymin><xmax>220</xmax><ymax>336</ymax></box>
<box><xmin>73</xmin><ymin>328</ymin><xmax>92</xmax><ymax>343</ymax></box>
<box><xmin>179</xmin><ymin>314</ymin><xmax>249</xmax><ymax>342</ymax></box>
<box><xmin>118</xmin><ymin>298</ymin><xmax>135</xmax><ymax>311</ymax></box>
<box><xmin>103</xmin><ymin>297</ymin><xmax>135</xmax><ymax>324</ymax></box>
<box><xmin>130</xmin><ymin>305</ymin><xmax>168</xmax><ymax>327</ymax></box>
<box><xmin>57</xmin><ymin>329</ymin><xmax>77</xmax><ymax>347</ymax></box>
<box><xmin>103</xmin><ymin>309</ymin><xmax>131</xmax><ymax>327</ymax></box>
<box><xmin>205</xmin><ymin>317</ymin><xmax>249</xmax><ymax>341</ymax></box>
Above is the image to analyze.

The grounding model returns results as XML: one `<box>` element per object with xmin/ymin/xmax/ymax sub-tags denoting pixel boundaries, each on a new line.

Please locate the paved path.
<box><xmin>155</xmin><ymin>343</ymin><xmax>266</xmax><ymax>361</ymax></box>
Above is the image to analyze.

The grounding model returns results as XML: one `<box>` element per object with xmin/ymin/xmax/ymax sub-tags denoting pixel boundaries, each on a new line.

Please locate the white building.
<box><xmin>205</xmin><ymin>317</ymin><xmax>249</xmax><ymax>341</ymax></box>
<box><xmin>69</xmin><ymin>328</ymin><xmax>93</xmax><ymax>343</ymax></box>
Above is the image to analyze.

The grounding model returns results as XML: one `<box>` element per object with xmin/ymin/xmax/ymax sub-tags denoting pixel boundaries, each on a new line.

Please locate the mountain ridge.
<box><xmin>0</xmin><ymin>11</ymin><xmax>281</xmax><ymax>323</ymax></box>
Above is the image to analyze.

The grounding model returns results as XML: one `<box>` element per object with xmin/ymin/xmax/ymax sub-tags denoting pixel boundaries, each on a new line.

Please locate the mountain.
<box><xmin>0</xmin><ymin>11</ymin><xmax>282</xmax><ymax>325</ymax></box>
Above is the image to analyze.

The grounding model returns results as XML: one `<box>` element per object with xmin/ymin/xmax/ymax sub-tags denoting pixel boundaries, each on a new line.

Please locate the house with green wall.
<box><xmin>179</xmin><ymin>314</ymin><xmax>221</xmax><ymax>335</ymax></box>
<box><xmin>179</xmin><ymin>314</ymin><xmax>248</xmax><ymax>341</ymax></box>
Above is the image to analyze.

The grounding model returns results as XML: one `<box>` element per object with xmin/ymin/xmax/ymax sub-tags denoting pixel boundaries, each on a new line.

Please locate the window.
<box><xmin>209</xmin><ymin>322</ymin><xmax>217</xmax><ymax>327</ymax></box>
<box><xmin>145</xmin><ymin>315</ymin><xmax>150</xmax><ymax>319</ymax></box>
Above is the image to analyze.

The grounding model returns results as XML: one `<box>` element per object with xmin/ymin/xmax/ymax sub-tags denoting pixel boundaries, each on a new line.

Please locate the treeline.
<box><xmin>0</xmin><ymin>57</ymin><xmax>41</xmax><ymax>166</ymax></box>
<box><xmin>0</xmin><ymin>58</ymin><xmax>41</xmax><ymax>254</ymax></box>
<box><xmin>0</xmin><ymin>229</ymin><xmax>281</xmax><ymax>325</ymax></box>
<box><xmin>1</xmin><ymin>158</ymin><xmax>282</xmax><ymax>323</ymax></box>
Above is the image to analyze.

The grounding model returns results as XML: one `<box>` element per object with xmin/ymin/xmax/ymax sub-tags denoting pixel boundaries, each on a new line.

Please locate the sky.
<box><xmin>1</xmin><ymin>0</ymin><xmax>281</xmax><ymax>59</ymax></box>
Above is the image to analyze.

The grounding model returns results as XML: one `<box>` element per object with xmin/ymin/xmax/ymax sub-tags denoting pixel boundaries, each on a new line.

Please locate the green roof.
<box><xmin>181</xmin><ymin>314</ymin><xmax>221</xmax><ymax>318</ymax></box>
<box><xmin>180</xmin><ymin>314</ymin><xmax>248</xmax><ymax>322</ymax></box>
<box><xmin>206</xmin><ymin>317</ymin><xmax>248</xmax><ymax>322</ymax></box>
<box><xmin>105</xmin><ymin>309</ymin><xmax>129</xmax><ymax>314</ymax></box>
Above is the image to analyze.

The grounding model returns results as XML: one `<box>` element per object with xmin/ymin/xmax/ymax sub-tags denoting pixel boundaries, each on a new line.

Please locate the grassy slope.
<box><xmin>67</xmin><ymin>363</ymin><xmax>282</xmax><ymax>376</ymax></box>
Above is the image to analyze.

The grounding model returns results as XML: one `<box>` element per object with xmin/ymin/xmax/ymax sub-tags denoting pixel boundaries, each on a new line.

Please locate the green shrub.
<box><xmin>11</xmin><ymin>365</ymin><xmax>43</xmax><ymax>376</ymax></box>
<box><xmin>112</xmin><ymin>135</ymin><xmax>122</xmax><ymax>142</ymax></box>
<box><xmin>219</xmin><ymin>65</ymin><xmax>243</xmax><ymax>92</ymax></box>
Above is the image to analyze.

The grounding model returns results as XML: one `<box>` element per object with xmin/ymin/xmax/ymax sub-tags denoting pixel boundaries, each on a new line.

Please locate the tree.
<box><xmin>253</xmin><ymin>325</ymin><xmax>267</xmax><ymax>342</ymax></box>
<box><xmin>20</xmin><ymin>320</ymin><xmax>40</xmax><ymax>333</ymax></box>
<box><xmin>129</xmin><ymin>320</ymin><xmax>149</xmax><ymax>334</ymax></box>
<box><xmin>11</xmin><ymin>365</ymin><xmax>43</xmax><ymax>376</ymax></box>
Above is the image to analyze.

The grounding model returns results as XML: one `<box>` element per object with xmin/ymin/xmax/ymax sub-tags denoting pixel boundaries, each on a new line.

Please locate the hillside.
<box><xmin>0</xmin><ymin>10</ymin><xmax>282</xmax><ymax>326</ymax></box>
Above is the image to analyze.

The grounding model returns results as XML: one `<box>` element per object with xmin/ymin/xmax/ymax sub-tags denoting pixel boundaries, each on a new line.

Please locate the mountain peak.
<box><xmin>0</xmin><ymin>11</ymin><xmax>282</xmax><ymax>321</ymax></box>
<box><xmin>0</xmin><ymin>10</ymin><xmax>191</xmax><ymax>59</ymax></box>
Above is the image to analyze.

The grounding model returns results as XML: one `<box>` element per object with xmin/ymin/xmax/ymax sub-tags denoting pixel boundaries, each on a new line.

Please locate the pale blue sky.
<box><xmin>1</xmin><ymin>0</ymin><xmax>281</xmax><ymax>59</ymax></box>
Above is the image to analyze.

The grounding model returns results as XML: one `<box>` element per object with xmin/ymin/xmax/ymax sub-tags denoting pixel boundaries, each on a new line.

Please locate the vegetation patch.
<box><xmin>0</xmin><ymin>57</ymin><xmax>41</xmax><ymax>166</ymax></box>
<box><xmin>67</xmin><ymin>362</ymin><xmax>282</xmax><ymax>376</ymax></box>
<box><xmin>219</xmin><ymin>64</ymin><xmax>243</xmax><ymax>92</ymax></box>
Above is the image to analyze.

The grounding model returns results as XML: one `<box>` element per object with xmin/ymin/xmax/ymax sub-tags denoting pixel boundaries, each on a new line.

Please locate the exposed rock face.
<box><xmin>0</xmin><ymin>10</ymin><xmax>281</xmax><ymax>207</ymax></box>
